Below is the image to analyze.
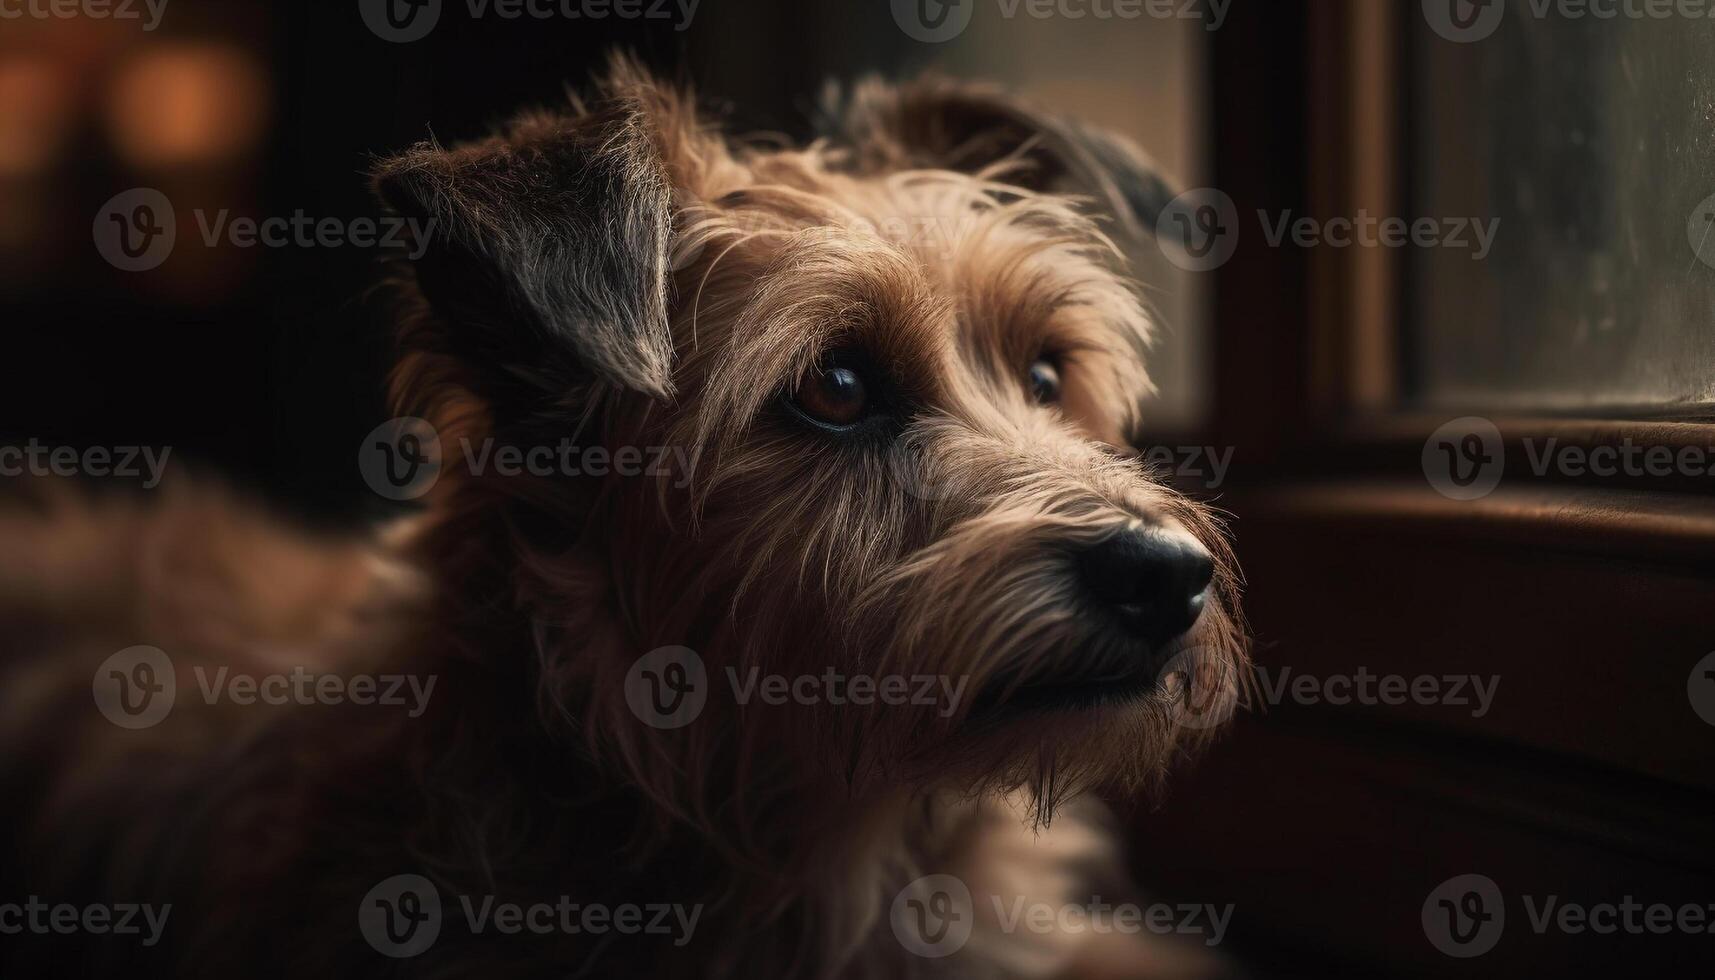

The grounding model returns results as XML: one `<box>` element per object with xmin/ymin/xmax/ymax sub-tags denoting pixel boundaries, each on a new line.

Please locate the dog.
<box><xmin>0</xmin><ymin>55</ymin><xmax>1247</xmax><ymax>978</ymax></box>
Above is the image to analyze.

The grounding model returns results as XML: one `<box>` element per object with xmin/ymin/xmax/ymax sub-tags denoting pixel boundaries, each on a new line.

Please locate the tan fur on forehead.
<box><xmin>671</xmin><ymin>166</ymin><xmax>1156</xmax><ymax>452</ymax></box>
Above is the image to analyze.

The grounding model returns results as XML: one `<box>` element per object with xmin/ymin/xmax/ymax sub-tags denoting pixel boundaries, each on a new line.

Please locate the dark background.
<box><xmin>0</xmin><ymin>0</ymin><xmax>938</xmax><ymax>525</ymax></box>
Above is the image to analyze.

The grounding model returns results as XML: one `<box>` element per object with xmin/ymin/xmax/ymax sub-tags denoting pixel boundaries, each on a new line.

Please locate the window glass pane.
<box><xmin>1410</xmin><ymin>11</ymin><xmax>1715</xmax><ymax>411</ymax></box>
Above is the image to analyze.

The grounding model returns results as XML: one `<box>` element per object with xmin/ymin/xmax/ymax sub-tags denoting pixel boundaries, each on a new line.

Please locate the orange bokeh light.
<box><xmin>106</xmin><ymin>43</ymin><xmax>268</xmax><ymax>169</ymax></box>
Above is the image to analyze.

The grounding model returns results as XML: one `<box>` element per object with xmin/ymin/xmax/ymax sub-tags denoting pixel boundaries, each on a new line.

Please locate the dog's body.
<box><xmin>0</xmin><ymin>59</ymin><xmax>1245</xmax><ymax>978</ymax></box>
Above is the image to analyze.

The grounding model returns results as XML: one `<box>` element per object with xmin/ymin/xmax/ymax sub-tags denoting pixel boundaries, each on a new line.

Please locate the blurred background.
<box><xmin>3</xmin><ymin>1</ymin><xmax>1714</xmax><ymax>976</ymax></box>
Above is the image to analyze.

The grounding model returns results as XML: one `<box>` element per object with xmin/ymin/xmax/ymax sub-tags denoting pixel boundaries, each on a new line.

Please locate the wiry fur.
<box><xmin>0</xmin><ymin>56</ymin><xmax>1246</xmax><ymax>978</ymax></box>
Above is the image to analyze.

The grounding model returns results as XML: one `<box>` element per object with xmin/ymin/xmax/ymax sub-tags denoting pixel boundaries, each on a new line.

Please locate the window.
<box><xmin>1408</xmin><ymin>12</ymin><xmax>1715</xmax><ymax>412</ymax></box>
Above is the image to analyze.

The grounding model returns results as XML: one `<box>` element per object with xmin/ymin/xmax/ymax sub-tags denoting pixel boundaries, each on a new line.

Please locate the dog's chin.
<box><xmin>964</xmin><ymin>633</ymin><xmax>1176</xmax><ymax>729</ymax></box>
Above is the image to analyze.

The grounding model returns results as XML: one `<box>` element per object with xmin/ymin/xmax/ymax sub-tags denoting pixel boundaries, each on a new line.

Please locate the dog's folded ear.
<box><xmin>372</xmin><ymin>101</ymin><xmax>675</xmax><ymax>400</ymax></box>
<box><xmin>822</xmin><ymin>76</ymin><xmax>1177</xmax><ymax>239</ymax></box>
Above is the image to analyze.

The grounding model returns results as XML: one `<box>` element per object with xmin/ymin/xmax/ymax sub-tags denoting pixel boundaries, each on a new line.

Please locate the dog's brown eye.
<box><xmin>795</xmin><ymin>364</ymin><xmax>869</xmax><ymax>427</ymax></box>
<box><xmin>1028</xmin><ymin>359</ymin><xmax>1062</xmax><ymax>404</ymax></box>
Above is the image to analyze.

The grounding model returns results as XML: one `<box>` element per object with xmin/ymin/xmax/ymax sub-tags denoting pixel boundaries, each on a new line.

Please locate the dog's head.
<box><xmin>374</xmin><ymin>57</ymin><xmax>1246</xmax><ymax>821</ymax></box>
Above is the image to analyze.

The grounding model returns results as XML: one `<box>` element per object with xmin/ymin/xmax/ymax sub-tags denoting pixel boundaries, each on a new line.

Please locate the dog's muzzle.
<box><xmin>970</xmin><ymin>527</ymin><xmax>1215</xmax><ymax>717</ymax></box>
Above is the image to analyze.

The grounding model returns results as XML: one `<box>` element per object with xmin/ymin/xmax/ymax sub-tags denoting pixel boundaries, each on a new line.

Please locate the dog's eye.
<box><xmin>794</xmin><ymin>363</ymin><xmax>870</xmax><ymax>427</ymax></box>
<box><xmin>1028</xmin><ymin>359</ymin><xmax>1062</xmax><ymax>405</ymax></box>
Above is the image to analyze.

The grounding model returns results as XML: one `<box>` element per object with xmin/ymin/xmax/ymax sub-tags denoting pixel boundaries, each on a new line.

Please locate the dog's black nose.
<box><xmin>1077</xmin><ymin>529</ymin><xmax>1214</xmax><ymax>645</ymax></box>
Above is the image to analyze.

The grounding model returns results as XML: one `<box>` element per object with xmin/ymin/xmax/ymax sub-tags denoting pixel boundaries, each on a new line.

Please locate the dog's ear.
<box><xmin>373</xmin><ymin>100</ymin><xmax>675</xmax><ymax>399</ymax></box>
<box><xmin>823</xmin><ymin>76</ymin><xmax>1176</xmax><ymax>238</ymax></box>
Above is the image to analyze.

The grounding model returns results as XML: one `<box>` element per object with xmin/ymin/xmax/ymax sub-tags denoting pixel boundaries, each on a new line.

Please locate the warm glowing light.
<box><xmin>106</xmin><ymin>43</ymin><xmax>268</xmax><ymax>169</ymax></box>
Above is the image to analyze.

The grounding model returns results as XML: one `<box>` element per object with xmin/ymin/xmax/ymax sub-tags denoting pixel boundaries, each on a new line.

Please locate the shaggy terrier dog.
<box><xmin>0</xmin><ymin>56</ymin><xmax>1246</xmax><ymax>978</ymax></box>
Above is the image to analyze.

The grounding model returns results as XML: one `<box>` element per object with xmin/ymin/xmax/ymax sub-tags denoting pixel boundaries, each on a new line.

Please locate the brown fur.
<box><xmin>0</xmin><ymin>57</ymin><xmax>1246</xmax><ymax>978</ymax></box>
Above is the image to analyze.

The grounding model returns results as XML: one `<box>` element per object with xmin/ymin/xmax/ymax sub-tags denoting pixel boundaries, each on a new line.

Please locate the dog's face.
<box><xmin>377</xmin><ymin>61</ymin><xmax>1245</xmax><ymax>812</ymax></box>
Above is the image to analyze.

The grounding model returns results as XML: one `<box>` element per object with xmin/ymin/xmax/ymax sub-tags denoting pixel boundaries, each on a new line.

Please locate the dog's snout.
<box><xmin>1077</xmin><ymin>529</ymin><xmax>1214</xmax><ymax>645</ymax></box>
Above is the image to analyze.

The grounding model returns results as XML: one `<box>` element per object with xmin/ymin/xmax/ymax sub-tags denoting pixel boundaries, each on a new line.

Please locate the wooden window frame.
<box><xmin>1124</xmin><ymin>4</ymin><xmax>1715</xmax><ymax>976</ymax></box>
